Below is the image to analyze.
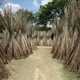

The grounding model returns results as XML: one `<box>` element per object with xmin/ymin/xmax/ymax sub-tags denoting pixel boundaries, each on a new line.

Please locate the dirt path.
<box><xmin>6</xmin><ymin>46</ymin><xmax>79</xmax><ymax>80</ymax></box>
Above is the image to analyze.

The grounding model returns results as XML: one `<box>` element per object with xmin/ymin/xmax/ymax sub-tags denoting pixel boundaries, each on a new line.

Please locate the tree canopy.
<box><xmin>34</xmin><ymin>0</ymin><xmax>68</xmax><ymax>25</ymax></box>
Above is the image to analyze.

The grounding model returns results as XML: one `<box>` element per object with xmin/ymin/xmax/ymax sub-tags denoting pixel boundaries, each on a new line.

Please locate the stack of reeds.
<box><xmin>0</xmin><ymin>35</ymin><xmax>32</xmax><ymax>62</ymax></box>
<box><xmin>0</xmin><ymin>6</ymin><xmax>33</xmax><ymax>80</ymax></box>
<box><xmin>0</xmin><ymin>44</ymin><xmax>9</xmax><ymax>80</ymax></box>
<box><xmin>51</xmin><ymin>0</ymin><xmax>80</xmax><ymax>73</ymax></box>
<box><xmin>0</xmin><ymin>62</ymin><xmax>9</xmax><ymax>80</ymax></box>
<box><xmin>0</xmin><ymin>8</ymin><xmax>33</xmax><ymax>62</ymax></box>
<box><xmin>51</xmin><ymin>28</ymin><xmax>80</xmax><ymax>72</ymax></box>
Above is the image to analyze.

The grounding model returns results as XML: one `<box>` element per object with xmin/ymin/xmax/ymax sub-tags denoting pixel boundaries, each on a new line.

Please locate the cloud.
<box><xmin>33</xmin><ymin>0</ymin><xmax>39</xmax><ymax>7</ymax></box>
<box><xmin>41</xmin><ymin>0</ymin><xmax>52</xmax><ymax>5</ymax></box>
<box><xmin>4</xmin><ymin>3</ymin><xmax>22</xmax><ymax>13</ymax></box>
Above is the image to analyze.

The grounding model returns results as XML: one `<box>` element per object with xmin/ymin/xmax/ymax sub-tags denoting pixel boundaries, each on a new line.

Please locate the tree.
<box><xmin>34</xmin><ymin>0</ymin><xmax>68</xmax><ymax>25</ymax></box>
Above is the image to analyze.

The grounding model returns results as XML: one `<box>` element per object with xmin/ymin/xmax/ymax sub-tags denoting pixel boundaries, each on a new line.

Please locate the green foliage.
<box><xmin>34</xmin><ymin>0</ymin><xmax>68</xmax><ymax>25</ymax></box>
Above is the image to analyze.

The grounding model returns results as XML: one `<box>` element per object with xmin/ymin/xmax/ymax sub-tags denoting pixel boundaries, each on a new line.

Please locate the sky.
<box><xmin>11</xmin><ymin>0</ymin><xmax>50</xmax><ymax>12</ymax></box>
<box><xmin>11</xmin><ymin>0</ymin><xmax>39</xmax><ymax>12</ymax></box>
<box><xmin>0</xmin><ymin>0</ymin><xmax>52</xmax><ymax>13</ymax></box>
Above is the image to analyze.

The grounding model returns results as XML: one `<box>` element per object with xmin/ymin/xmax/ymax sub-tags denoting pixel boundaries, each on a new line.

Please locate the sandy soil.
<box><xmin>6</xmin><ymin>46</ymin><xmax>79</xmax><ymax>80</ymax></box>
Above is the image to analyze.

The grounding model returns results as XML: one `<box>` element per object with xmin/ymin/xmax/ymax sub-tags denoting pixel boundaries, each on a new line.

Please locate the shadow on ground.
<box><xmin>0</xmin><ymin>63</ymin><xmax>10</xmax><ymax>80</ymax></box>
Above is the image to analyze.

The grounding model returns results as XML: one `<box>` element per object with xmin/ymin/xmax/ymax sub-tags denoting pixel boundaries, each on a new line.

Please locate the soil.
<box><xmin>6</xmin><ymin>46</ymin><xmax>80</xmax><ymax>80</ymax></box>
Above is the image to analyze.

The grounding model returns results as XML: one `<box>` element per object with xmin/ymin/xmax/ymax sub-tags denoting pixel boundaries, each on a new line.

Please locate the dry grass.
<box><xmin>0</xmin><ymin>34</ymin><xmax>32</xmax><ymax>80</ymax></box>
<box><xmin>0</xmin><ymin>8</ymin><xmax>33</xmax><ymax>80</ymax></box>
<box><xmin>51</xmin><ymin>27</ymin><xmax>80</xmax><ymax>73</ymax></box>
<box><xmin>0</xmin><ymin>63</ymin><xmax>9</xmax><ymax>80</ymax></box>
<box><xmin>51</xmin><ymin>0</ymin><xmax>80</xmax><ymax>73</ymax></box>
<box><xmin>0</xmin><ymin>45</ymin><xmax>9</xmax><ymax>80</ymax></box>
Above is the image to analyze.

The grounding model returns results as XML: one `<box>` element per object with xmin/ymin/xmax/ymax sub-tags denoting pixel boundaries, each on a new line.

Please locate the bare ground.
<box><xmin>6</xmin><ymin>46</ymin><xmax>79</xmax><ymax>80</ymax></box>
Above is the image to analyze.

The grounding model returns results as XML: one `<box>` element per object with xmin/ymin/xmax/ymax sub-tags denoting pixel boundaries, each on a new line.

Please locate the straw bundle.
<box><xmin>51</xmin><ymin>0</ymin><xmax>80</xmax><ymax>72</ymax></box>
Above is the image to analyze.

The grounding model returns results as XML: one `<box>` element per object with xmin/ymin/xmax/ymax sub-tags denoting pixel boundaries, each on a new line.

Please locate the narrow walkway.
<box><xmin>7</xmin><ymin>46</ymin><xmax>79</xmax><ymax>80</ymax></box>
